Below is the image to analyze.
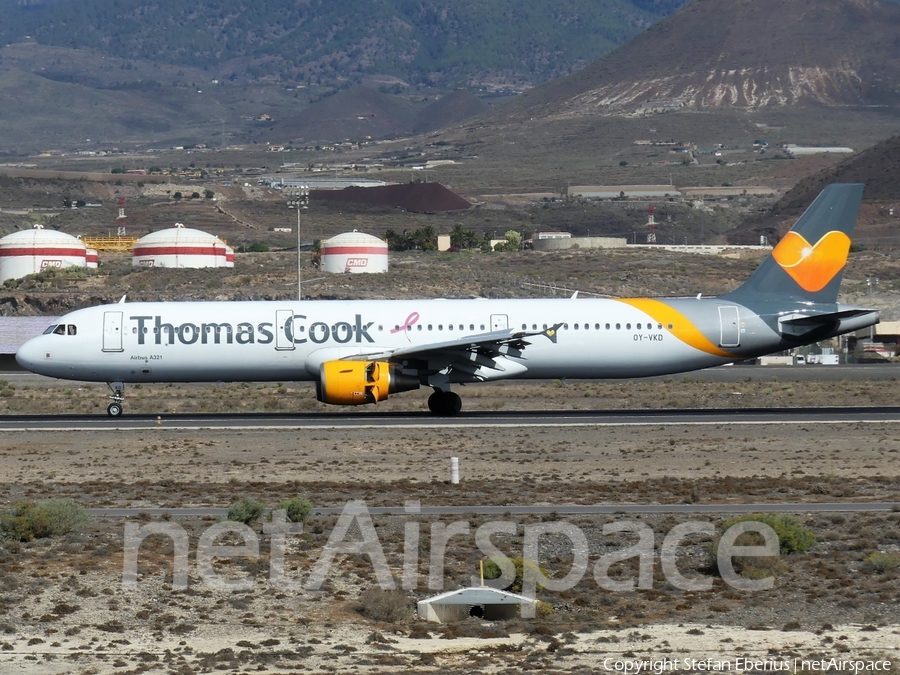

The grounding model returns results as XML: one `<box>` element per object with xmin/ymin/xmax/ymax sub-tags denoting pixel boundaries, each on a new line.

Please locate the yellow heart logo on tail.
<box><xmin>771</xmin><ymin>230</ymin><xmax>851</xmax><ymax>293</ymax></box>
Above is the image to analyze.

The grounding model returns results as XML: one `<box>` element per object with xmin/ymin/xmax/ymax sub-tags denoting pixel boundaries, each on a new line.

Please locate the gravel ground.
<box><xmin>0</xmin><ymin>377</ymin><xmax>898</xmax><ymax>674</ymax></box>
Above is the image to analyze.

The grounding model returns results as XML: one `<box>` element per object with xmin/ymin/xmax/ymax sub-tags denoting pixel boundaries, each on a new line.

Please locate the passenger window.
<box><xmin>438</xmin><ymin>324</ymin><xmax>443</xmax><ymax>330</ymax></box>
<box><xmin>68</xmin><ymin>325</ymin><xmax>77</xmax><ymax>335</ymax></box>
<box><xmin>637</xmin><ymin>323</ymin><xmax>642</xmax><ymax>330</ymax></box>
<box><xmin>428</xmin><ymin>325</ymin><xmax>433</xmax><ymax>331</ymax></box>
<box><xmin>574</xmin><ymin>324</ymin><xmax>579</xmax><ymax>330</ymax></box>
<box><xmin>132</xmin><ymin>327</ymin><xmax>137</xmax><ymax>334</ymax></box>
<box><xmin>480</xmin><ymin>324</ymin><xmax>485</xmax><ymax>330</ymax></box>
<box><xmin>43</xmin><ymin>325</ymin><xmax>58</xmax><ymax>335</ymax></box>
<box><xmin>417</xmin><ymin>325</ymin><xmax>422</xmax><ymax>331</ymax></box>
<box><xmin>668</xmin><ymin>323</ymin><xmax>674</xmax><ymax>329</ymax></box>
<box><xmin>53</xmin><ymin>325</ymin><xmax>66</xmax><ymax>335</ymax></box>
<box><xmin>616</xmin><ymin>323</ymin><xmax>621</xmax><ymax>330</ymax></box>
<box><xmin>626</xmin><ymin>323</ymin><xmax>631</xmax><ymax>330</ymax></box>
<box><xmin>605</xmin><ymin>323</ymin><xmax>610</xmax><ymax>330</ymax></box>
<box><xmin>658</xmin><ymin>323</ymin><xmax>662</xmax><ymax>330</ymax></box>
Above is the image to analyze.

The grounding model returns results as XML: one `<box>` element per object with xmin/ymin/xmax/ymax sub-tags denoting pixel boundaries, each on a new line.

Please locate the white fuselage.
<box><xmin>16</xmin><ymin>297</ymin><xmax>749</xmax><ymax>384</ymax></box>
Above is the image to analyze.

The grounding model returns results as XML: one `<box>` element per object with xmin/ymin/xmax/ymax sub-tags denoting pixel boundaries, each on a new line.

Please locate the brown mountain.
<box><xmin>266</xmin><ymin>87</ymin><xmax>490</xmax><ymax>143</ymax></box>
<box><xmin>504</xmin><ymin>0</ymin><xmax>900</xmax><ymax>120</ymax></box>
<box><xmin>727</xmin><ymin>135</ymin><xmax>900</xmax><ymax>245</ymax></box>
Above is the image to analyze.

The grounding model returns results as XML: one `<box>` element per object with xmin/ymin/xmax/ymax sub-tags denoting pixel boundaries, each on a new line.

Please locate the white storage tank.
<box><xmin>0</xmin><ymin>225</ymin><xmax>87</xmax><ymax>283</ymax></box>
<box><xmin>132</xmin><ymin>223</ymin><xmax>234</xmax><ymax>268</ymax></box>
<box><xmin>320</xmin><ymin>230</ymin><xmax>388</xmax><ymax>274</ymax></box>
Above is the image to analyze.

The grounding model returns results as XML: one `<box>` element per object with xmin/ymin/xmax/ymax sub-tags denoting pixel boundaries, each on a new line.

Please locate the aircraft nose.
<box><xmin>16</xmin><ymin>337</ymin><xmax>48</xmax><ymax>373</ymax></box>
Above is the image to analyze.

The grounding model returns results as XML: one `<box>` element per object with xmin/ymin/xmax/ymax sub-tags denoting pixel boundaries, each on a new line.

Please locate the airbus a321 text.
<box><xmin>16</xmin><ymin>184</ymin><xmax>878</xmax><ymax>416</ymax></box>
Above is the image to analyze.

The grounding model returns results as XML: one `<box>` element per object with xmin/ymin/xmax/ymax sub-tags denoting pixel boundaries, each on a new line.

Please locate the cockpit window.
<box><xmin>43</xmin><ymin>324</ymin><xmax>58</xmax><ymax>335</ymax></box>
<box><xmin>53</xmin><ymin>325</ymin><xmax>66</xmax><ymax>335</ymax></box>
<box><xmin>67</xmin><ymin>325</ymin><xmax>77</xmax><ymax>336</ymax></box>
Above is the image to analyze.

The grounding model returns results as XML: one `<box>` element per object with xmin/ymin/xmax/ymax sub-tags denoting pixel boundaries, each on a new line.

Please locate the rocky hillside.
<box><xmin>728</xmin><ymin>135</ymin><xmax>900</xmax><ymax>244</ymax></box>
<box><xmin>504</xmin><ymin>0</ymin><xmax>900</xmax><ymax>119</ymax></box>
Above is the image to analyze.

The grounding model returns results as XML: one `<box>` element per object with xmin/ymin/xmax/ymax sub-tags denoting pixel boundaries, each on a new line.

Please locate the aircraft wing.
<box><xmin>342</xmin><ymin>323</ymin><xmax>563</xmax><ymax>381</ymax></box>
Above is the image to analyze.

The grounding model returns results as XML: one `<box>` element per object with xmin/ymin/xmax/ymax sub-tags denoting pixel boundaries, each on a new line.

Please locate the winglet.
<box><xmin>119</xmin><ymin>295</ymin><xmax>127</xmax><ymax>304</ymax></box>
<box><xmin>542</xmin><ymin>323</ymin><xmax>563</xmax><ymax>344</ymax></box>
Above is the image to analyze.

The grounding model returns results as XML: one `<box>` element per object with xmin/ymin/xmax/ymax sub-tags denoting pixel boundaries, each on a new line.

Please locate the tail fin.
<box><xmin>725</xmin><ymin>183</ymin><xmax>864</xmax><ymax>304</ymax></box>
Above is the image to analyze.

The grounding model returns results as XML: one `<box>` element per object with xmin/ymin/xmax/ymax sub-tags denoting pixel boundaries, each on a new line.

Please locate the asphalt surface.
<box><xmin>3</xmin><ymin>363</ymin><xmax>900</xmax><ymax>386</ymax></box>
<box><xmin>87</xmin><ymin>502</ymin><xmax>900</xmax><ymax>518</ymax></box>
<box><xmin>3</xmin><ymin>405</ymin><xmax>900</xmax><ymax>430</ymax></box>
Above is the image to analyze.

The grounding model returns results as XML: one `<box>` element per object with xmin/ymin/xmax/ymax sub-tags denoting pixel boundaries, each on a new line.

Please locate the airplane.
<box><xmin>16</xmin><ymin>183</ymin><xmax>878</xmax><ymax>417</ymax></box>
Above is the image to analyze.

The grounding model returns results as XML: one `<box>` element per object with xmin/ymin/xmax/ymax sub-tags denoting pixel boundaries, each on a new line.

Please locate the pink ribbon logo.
<box><xmin>391</xmin><ymin>312</ymin><xmax>420</xmax><ymax>337</ymax></box>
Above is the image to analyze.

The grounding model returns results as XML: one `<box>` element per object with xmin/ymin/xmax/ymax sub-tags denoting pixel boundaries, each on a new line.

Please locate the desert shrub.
<box><xmin>274</xmin><ymin>496</ymin><xmax>312</xmax><ymax>524</ymax></box>
<box><xmin>723</xmin><ymin>514</ymin><xmax>816</xmax><ymax>554</ymax></box>
<box><xmin>226</xmin><ymin>497</ymin><xmax>266</xmax><ymax>525</ymax></box>
<box><xmin>864</xmin><ymin>551</ymin><xmax>900</xmax><ymax>573</ymax></box>
<box><xmin>357</xmin><ymin>588</ymin><xmax>410</xmax><ymax>623</ymax></box>
<box><xmin>0</xmin><ymin>500</ymin><xmax>89</xmax><ymax>542</ymax></box>
<box><xmin>482</xmin><ymin>557</ymin><xmax>548</xmax><ymax>593</ymax></box>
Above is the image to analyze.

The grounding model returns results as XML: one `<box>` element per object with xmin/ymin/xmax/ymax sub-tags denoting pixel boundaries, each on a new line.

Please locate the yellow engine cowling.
<box><xmin>317</xmin><ymin>360</ymin><xmax>420</xmax><ymax>406</ymax></box>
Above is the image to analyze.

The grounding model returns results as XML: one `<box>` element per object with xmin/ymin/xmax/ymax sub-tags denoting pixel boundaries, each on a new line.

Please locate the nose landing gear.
<box><xmin>107</xmin><ymin>381</ymin><xmax>125</xmax><ymax>417</ymax></box>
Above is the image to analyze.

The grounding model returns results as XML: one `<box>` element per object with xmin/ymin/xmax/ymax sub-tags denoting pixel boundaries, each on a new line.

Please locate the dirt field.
<box><xmin>1</xmin><ymin>378</ymin><xmax>899</xmax><ymax>674</ymax></box>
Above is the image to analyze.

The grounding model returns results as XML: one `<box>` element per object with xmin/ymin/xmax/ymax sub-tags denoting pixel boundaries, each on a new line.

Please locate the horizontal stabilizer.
<box><xmin>779</xmin><ymin>308</ymin><xmax>878</xmax><ymax>337</ymax></box>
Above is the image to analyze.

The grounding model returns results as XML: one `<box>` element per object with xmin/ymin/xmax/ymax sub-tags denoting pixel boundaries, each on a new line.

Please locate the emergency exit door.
<box><xmin>718</xmin><ymin>306</ymin><xmax>740</xmax><ymax>348</ymax></box>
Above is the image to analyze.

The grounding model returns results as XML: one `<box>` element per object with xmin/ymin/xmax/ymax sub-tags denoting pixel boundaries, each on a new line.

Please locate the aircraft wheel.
<box><xmin>427</xmin><ymin>391</ymin><xmax>462</xmax><ymax>416</ymax></box>
<box><xmin>107</xmin><ymin>402</ymin><xmax>123</xmax><ymax>417</ymax></box>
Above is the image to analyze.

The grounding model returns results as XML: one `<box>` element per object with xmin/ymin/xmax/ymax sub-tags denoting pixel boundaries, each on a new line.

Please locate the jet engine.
<box><xmin>316</xmin><ymin>360</ymin><xmax>419</xmax><ymax>405</ymax></box>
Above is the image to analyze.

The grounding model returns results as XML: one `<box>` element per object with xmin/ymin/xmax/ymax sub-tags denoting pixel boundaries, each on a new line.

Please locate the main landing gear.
<box><xmin>427</xmin><ymin>389</ymin><xmax>462</xmax><ymax>416</ymax></box>
<box><xmin>107</xmin><ymin>382</ymin><xmax>125</xmax><ymax>417</ymax></box>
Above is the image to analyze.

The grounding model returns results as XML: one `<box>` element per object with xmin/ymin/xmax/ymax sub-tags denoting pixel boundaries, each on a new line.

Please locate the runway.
<box><xmin>87</xmin><ymin>501</ymin><xmax>900</xmax><ymax>518</ymax></box>
<box><xmin>4</xmin><ymin>405</ymin><xmax>900</xmax><ymax>431</ymax></box>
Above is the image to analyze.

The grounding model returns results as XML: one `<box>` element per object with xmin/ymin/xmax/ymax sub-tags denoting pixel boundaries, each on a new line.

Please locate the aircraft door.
<box><xmin>275</xmin><ymin>310</ymin><xmax>296</xmax><ymax>351</ymax></box>
<box><xmin>102</xmin><ymin>311</ymin><xmax>124</xmax><ymax>352</ymax></box>
<box><xmin>718</xmin><ymin>306</ymin><xmax>740</xmax><ymax>348</ymax></box>
<box><xmin>490</xmin><ymin>314</ymin><xmax>508</xmax><ymax>331</ymax></box>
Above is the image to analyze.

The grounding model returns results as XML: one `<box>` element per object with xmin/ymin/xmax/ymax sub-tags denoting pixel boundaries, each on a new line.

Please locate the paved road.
<box><xmin>87</xmin><ymin>502</ymin><xmax>900</xmax><ymax>518</ymax></box>
<box><xmin>3</xmin><ymin>363</ymin><xmax>900</xmax><ymax>387</ymax></box>
<box><xmin>3</xmin><ymin>405</ymin><xmax>900</xmax><ymax>431</ymax></box>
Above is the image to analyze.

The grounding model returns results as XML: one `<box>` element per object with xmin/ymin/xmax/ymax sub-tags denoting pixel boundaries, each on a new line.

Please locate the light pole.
<box><xmin>287</xmin><ymin>185</ymin><xmax>309</xmax><ymax>300</ymax></box>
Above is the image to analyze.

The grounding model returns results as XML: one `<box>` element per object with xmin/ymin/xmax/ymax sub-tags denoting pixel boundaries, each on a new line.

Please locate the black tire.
<box><xmin>447</xmin><ymin>392</ymin><xmax>462</xmax><ymax>415</ymax></box>
<box><xmin>107</xmin><ymin>403</ymin><xmax>123</xmax><ymax>417</ymax></box>
<box><xmin>427</xmin><ymin>391</ymin><xmax>462</xmax><ymax>416</ymax></box>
